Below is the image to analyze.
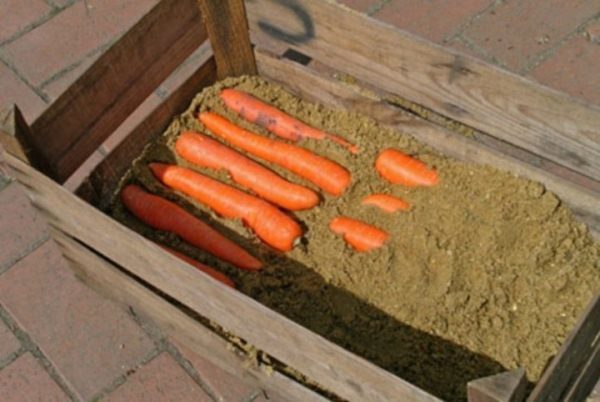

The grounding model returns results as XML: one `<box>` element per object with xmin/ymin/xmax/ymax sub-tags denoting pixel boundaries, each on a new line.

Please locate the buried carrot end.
<box><xmin>375</xmin><ymin>149</ymin><xmax>438</xmax><ymax>187</ymax></box>
<box><xmin>362</xmin><ymin>194</ymin><xmax>410</xmax><ymax>213</ymax></box>
<box><xmin>329</xmin><ymin>216</ymin><xmax>389</xmax><ymax>252</ymax></box>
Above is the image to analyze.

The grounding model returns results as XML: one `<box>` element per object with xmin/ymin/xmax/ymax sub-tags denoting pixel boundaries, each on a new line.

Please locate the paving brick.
<box><xmin>1</xmin><ymin>0</ymin><xmax>159</xmax><ymax>86</ymax></box>
<box><xmin>373</xmin><ymin>0</ymin><xmax>493</xmax><ymax>43</ymax></box>
<box><xmin>336</xmin><ymin>0</ymin><xmax>381</xmax><ymax>13</ymax></box>
<box><xmin>463</xmin><ymin>0</ymin><xmax>599</xmax><ymax>71</ymax></box>
<box><xmin>41</xmin><ymin>55</ymin><xmax>95</xmax><ymax>101</ymax></box>
<box><xmin>585</xmin><ymin>20</ymin><xmax>600</xmax><ymax>43</ymax></box>
<box><xmin>0</xmin><ymin>182</ymin><xmax>48</xmax><ymax>272</ymax></box>
<box><xmin>103</xmin><ymin>352</ymin><xmax>212</xmax><ymax>402</ymax></box>
<box><xmin>530</xmin><ymin>34</ymin><xmax>600</xmax><ymax>105</ymax></box>
<box><xmin>0</xmin><ymin>240</ymin><xmax>155</xmax><ymax>401</ymax></box>
<box><xmin>63</xmin><ymin>149</ymin><xmax>104</xmax><ymax>192</ymax></box>
<box><xmin>0</xmin><ymin>353</ymin><xmax>68</xmax><ymax>402</ymax></box>
<box><xmin>174</xmin><ymin>339</ymin><xmax>260</xmax><ymax>401</ymax></box>
<box><xmin>0</xmin><ymin>62</ymin><xmax>47</xmax><ymax>122</ymax></box>
<box><xmin>0</xmin><ymin>319</ymin><xmax>20</xmax><ymax>361</ymax></box>
<box><xmin>0</xmin><ymin>0</ymin><xmax>52</xmax><ymax>44</ymax></box>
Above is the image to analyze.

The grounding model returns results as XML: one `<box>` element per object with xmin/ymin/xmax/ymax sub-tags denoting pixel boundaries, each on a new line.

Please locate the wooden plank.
<box><xmin>78</xmin><ymin>42</ymin><xmax>216</xmax><ymax>208</ymax></box>
<box><xmin>527</xmin><ymin>294</ymin><xmax>600</xmax><ymax>402</ymax></box>
<box><xmin>4</xmin><ymin>152</ymin><xmax>442</xmax><ymax>402</ymax></box>
<box><xmin>30</xmin><ymin>0</ymin><xmax>207</xmax><ymax>183</ymax></box>
<box><xmin>467</xmin><ymin>369</ymin><xmax>527</xmax><ymax>402</ymax></box>
<box><xmin>52</xmin><ymin>229</ymin><xmax>328</xmax><ymax>402</ymax></box>
<box><xmin>196</xmin><ymin>0</ymin><xmax>257</xmax><ymax>78</ymax></box>
<box><xmin>254</xmin><ymin>49</ymin><xmax>600</xmax><ymax>238</ymax></box>
<box><xmin>246</xmin><ymin>0</ymin><xmax>600</xmax><ymax>180</ymax></box>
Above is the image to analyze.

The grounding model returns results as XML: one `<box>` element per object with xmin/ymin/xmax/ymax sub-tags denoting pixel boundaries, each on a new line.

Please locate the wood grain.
<box><xmin>527</xmin><ymin>294</ymin><xmax>600</xmax><ymax>402</ymax></box>
<box><xmin>196</xmin><ymin>0</ymin><xmax>257</xmax><ymax>78</ymax></box>
<box><xmin>255</xmin><ymin>49</ymin><xmax>600</xmax><ymax>239</ymax></box>
<box><xmin>467</xmin><ymin>369</ymin><xmax>527</xmax><ymax>402</ymax></box>
<box><xmin>5</xmin><ymin>152</ymin><xmax>442</xmax><ymax>402</ymax></box>
<box><xmin>246</xmin><ymin>0</ymin><xmax>600</xmax><ymax>180</ymax></box>
<box><xmin>30</xmin><ymin>0</ymin><xmax>207</xmax><ymax>183</ymax></box>
<box><xmin>52</xmin><ymin>229</ymin><xmax>328</xmax><ymax>402</ymax></box>
<box><xmin>78</xmin><ymin>42</ymin><xmax>216</xmax><ymax>208</ymax></box>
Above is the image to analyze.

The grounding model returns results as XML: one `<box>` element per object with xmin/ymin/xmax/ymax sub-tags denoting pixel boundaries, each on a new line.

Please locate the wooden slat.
<box><xmin>4</xmin><ymin>152</ymin><xmax>442</xmax><ymax>402</ymax></box>
<box><xmin>196</xmin><ymin>0</ymin><xmax>257</xmax><ymax>78</ymax></box>
<box><xmin>79</xmin><ymin>41</ymin><xmax>216</xmax><ymax>208</ymax></box>
<box><xmin>467</xmin><ymin>369</ymin><xmax>527</xmax><ymax>402</ymax></box>
<box><xmin>0</xmin><ymin>105</ymin><xmax>49</xmax><ymax>172</ymax></box>
<box><xmin>30</xmin><ymin>0</ymin><xmax>207</xmax><ymax>183</ymax></box>
<box><xmin>527</xmin><ymin>294</ymin><xmax>600</xmax><ymax>402</ymax></box>
<box><xmin>254</xmin><ymin>49</ymin><xmax>600</xmax><ymax>238</ymax></box>
<box><xmin>246</xmin><ymin>0</ymin><xmax>600</xmax><ymax>180</ymax></box>
<box><xmin>52</xmin><ymin>229</ymin><xmax>328</xmax><ymax>402</ymax></box>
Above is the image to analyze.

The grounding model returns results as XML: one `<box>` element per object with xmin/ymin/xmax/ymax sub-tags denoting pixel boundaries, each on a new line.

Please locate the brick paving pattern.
<box><xmin>0</xmin><ymin>0</ymin><xmax>599</xmax><ymax>400</ymax></box>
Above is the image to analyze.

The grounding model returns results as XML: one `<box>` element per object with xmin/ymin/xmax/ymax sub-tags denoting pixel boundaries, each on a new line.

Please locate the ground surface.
<box><xmin>0</xmin><ymin>0</ymin><xmax>599</xmax><ymax>401</ymax></box>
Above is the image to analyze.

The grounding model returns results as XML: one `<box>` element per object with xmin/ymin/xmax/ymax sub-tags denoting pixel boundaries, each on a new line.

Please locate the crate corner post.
<box><xmin>467</xmin><ymin>368</ymin><xmax>527</xmax><ymax>402</ymax></box>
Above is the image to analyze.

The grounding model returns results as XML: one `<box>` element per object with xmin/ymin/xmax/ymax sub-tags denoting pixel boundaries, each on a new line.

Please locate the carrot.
<box><xmin>199</xmin><ymin>112</ymin><xmax>351</xmax><ymax>196</ymax></box>
<box><xmin>150</xmin><ymin>163</ymin><xmax>303</xmax><ymax>252</ymax></box>
<box><xmin>329</xmin><ymin>216</ymin><xmax>389</xmax><ymax>252</ymax></box>
<box><xmin>375</xmin><ymin>149</ymin><xmax>438</xmax><ymax>187</ymax></box>
<box><xmin>175</xmin><ymin>131</ymin><xmax>319</xmax><ymax>211</ymax></box>
<box><xmin>362</xmin><ymin>194</ymin><xmax>410</xmax><ymax>213</ymax></box>
<box><xmin>158</xmin><ymin>244</ymin><xmax>236</xmax><ymax>288</ymax></box>
<box><xmin>120</xmin><ymin>184</ymin><xmax>262</xmax><ymax>271</ymax></box>
<box><xmin>220</xmin><ymin>88</ymin><xmax>359</xmax><ymax>153</ymax></box>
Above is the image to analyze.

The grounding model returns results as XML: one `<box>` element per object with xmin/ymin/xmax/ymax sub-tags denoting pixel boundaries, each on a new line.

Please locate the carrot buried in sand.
<box><xmin>176</xmin><ymin>131</ymin><xmax>319</xmax><ymax>211</ymax></box>
<box><xmin>330</xmin><ymin>216</ymin><xmax>389</xmax><ymax>252</ymax></box>
<box><xmin>375</xmin><ymin>149</ymin><xmax>438</xmax><ymax>187</ymax></box>
<box><xmin>150</xmin><ymin>163</ymin><xmax>303</xmax><ymax>252</ymax></box>
<box><xmin>158</xmin><ymin>244</ymin><xmax>235</xmax><ymax>288</ymax></box>
<box><xmin>220</xmin><ymin>88</ymin><xmax>359</xmax><ymax>154</ymax></box>
<box><xmin>121</xmin><ymin>184</ymin><xmax>262</xmax><ymax>271</ymax></box>
<box><xmin>362</xmin><ymin>194</ymin><xmax>410</xmax><ymax>213</ymax></box>
<box><xmin>199</xmin><ymin>112</ymin><xmax>351</xmax><ymax>196</ymax></box>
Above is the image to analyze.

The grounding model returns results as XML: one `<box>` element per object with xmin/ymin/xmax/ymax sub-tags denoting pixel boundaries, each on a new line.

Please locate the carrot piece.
<box><xmin>199</xmin><ymin>112</ymin><xmax>351</xmax><ymax>196</ymax></box>
<box><xmin>329</xmin><ymin>216</ymin><xmax>389</xmax><ymax>252</ymax></box>
<box><xmin>158</xmin><ymin>244</ymin><xmax>236</xmax><ymax>288</ymax></box>
<box><xmin>375</xmin><ymin>149</ymin><xmax>438</xmax><ymax>187</ymax></box>
<box><xmin>175</xmin><ymin>131</ymin><xmax>319</xmax><ymax>211</ymax></box>
<box><xmin>220</xmin><ymin>88</ymin><xmax>359</xmax><ymax>153</ymax></box>
<box><xmin>362</xmin><ymin>194</ymin><xmax>410</xmax><ymax>213</ymax></box>
<box><xmin>150</xmin><ymin>163</ymin><xmax>303</xmax><ymax>252</ymax></box>
<box><xmin>120</xmin><ymin>184</ymin><xmax>262</xmax><ymax>271</ymax></box>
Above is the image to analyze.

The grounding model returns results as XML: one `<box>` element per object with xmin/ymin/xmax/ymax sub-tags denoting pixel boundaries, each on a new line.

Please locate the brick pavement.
<box><xmin>1</xmin><ymin>0</ymin><xmax>599</xmax><ymax>400</ymax></box>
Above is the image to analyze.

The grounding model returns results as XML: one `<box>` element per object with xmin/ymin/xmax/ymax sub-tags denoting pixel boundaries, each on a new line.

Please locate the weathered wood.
<box><xmin>6</xmin><ymin>152</ymin><xmax>442</xmax><ymax>402</ymax></box>
<box><xmin>30</xmin><ymin>0</ymin><xmax>207</xmax><ymax>183</ymax></box>
<box><xmin>255</xmin><ymin>49</ymin><xmax>600</xmax><ymax>238</ymax></box>
<box><xmin>528</xmin><ymin>294</ymin><xmax>600</xmax><ymax>402</ymax></box>
<box><xmin>246</xmin><ymin>0</ymin><xmax>600</xmax><ymax>180</ymax></box>
<box><xmin>468</xmin><ymin>369</ymin><xmax>527</xmax><ymax>402</ymax></box>
<box><xmin>78</xmin><ymin>42</ymin><xmax>216</xmax><ymax>207</ymax></box>
<box><xmin>0</xmin><ymin>105</ymin><xmax>49</xmax><ymax>172</ymax></box>
<box><xmin>196</xmin><ymin>0</ymin><xmax>257</xmax><ymax>79</ymax></box>
<box><xmin>52</xmin><ymin>229</ymin><xmax>328</xmax><ymax>402</ymax></box>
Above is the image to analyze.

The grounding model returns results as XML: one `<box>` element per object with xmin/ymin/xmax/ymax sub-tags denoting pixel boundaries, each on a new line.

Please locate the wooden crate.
<box><xmin>1</xmin><ymin>0</ymin><xmax>598</xmax><ymax>401</ymax></box>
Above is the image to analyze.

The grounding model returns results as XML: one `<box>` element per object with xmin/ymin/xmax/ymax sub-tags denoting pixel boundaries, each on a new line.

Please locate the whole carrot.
<box><xmin>199</xmin><ymin>112</ymin><xmax>351</xmax><ymax>196</ymax></box>
<box><xmin>220</xmin><ymin>88</ymin><xmax>359</xmax><ymax>153</ymax></box>
<box><xmin>120</xmin><ymin>184</ymin><xmax>262</xmax><ymax>271</ymax></box>
<box><xmin>158</xmin><ymin>244</ymin><xmax>236</xmax><ymax>288</ymax></box>
<box><xmin>175</xmin><ymin>131</ymin><xmax>319</xmax><ymax>211</ymax></box>
<box><xmin>362</xmin><ymin>194</ymin><xmax>410</xmax><ymax>213</ymax></box>
<box><xmin>375</xmin><ymin>149</ymin><xmax>438</xmax><ymax>187</ymax></box>
<box><xmin>150</xmin><ymin>163</ymin><xmax>303</xmax><ymax>252</ymax></box>
<box><xmin>329</xmin><ymin>216</ymin><xmax>388</xmax><ymax>252</ymax></box>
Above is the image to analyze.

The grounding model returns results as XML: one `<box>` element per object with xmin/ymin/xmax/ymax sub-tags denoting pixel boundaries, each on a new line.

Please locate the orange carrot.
<box><xmin>120</xmin><ymin>184</ymin><xmax>262</xmax><ymax>271</ymax></box>
<box><xmin>220</xmin><ymin>88</ymin><xmax>358</xmax><ymax>153</ymax></box>
<box><xmin>175</xmin><ymin>131</ymin><xmax>319</xmax><ymax>211</ymax></box>
<box><xmin>329</xmin><ymin>216</ymin><xmax>389</xmax><ymax>252</ymax></box>
<box><xmin>150</xmin><ymin>163</ymin><xmax>303</xmax><ymax>252</ymax></box>
<box><xmin>362</xmin><ymin>194</ymin><xmax>410</xmax><ymax>213</ymax></box>
<box><xmin>158</xmin><ymin>244</ymin><xmax>236</xmax><ymax>288</ymax></box>
<box><xmin>375</xmin><ymin>149</ymin><xmax>438</xmax><ymax>187</ymax></box>
<box><xmin>199</xmin><ymin>112</ymin><xmax>351</xmax><ymax>196</ymax></box>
